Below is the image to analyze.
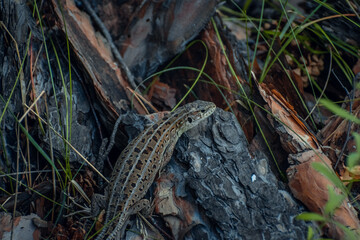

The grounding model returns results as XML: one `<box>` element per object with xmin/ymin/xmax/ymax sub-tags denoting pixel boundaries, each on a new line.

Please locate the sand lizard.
<box><xmin>95</xmin><ymin>100</ymin><xmax>216</xmax><ymax>239</ymax></box>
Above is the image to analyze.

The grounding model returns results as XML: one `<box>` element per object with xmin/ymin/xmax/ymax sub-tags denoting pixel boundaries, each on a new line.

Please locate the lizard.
<box><xmin>94</xmin><ymin>100</ymin><xmax>216</xmax><ymax>240</ymax></box>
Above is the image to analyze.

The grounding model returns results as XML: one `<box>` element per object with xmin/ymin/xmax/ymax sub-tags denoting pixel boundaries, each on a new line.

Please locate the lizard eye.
<box><xmin>201</xmin><ymin>109</ymin><xmax>206</xmax><ymax>113</ymax></box>
<box><xmin>187</xmin><ymin>117</ymin><xmax>193</xmax><ymax>123</ymax></box>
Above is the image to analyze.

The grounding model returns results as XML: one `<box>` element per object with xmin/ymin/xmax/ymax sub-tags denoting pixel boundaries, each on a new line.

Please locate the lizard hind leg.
<box><xmin>135</xmin><ymin>199</ymin><xmax>165</xmax><ymax>240</ymax></box>
<box><xmin>107</xmin><ymin>199</ymin><xmax>150</xmax><ymax>239</ymax></box>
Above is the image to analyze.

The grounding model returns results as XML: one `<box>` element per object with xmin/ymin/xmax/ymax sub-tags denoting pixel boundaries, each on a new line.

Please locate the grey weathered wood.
<box><xmin>118</xmin><ymin>108</ymin><xmax>313</xmax><ymax>239</ymax></box>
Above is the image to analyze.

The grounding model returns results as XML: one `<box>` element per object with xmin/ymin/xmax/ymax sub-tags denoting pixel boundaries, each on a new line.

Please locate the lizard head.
<box><xmin>173</xmin><ymin>100</ymin><xmax>216</xmax><ymax>134</ymax></box>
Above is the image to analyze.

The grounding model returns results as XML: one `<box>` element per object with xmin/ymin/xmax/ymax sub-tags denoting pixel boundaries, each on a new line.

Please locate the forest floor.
<box><xmin>1</xmin><ymin>0</ymin><xmax>360</xmax><ymax>239</ymax></box>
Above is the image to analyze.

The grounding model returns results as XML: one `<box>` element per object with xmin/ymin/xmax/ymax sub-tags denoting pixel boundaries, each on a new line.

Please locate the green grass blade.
<box><xmin>311</xmin><ymin>162</ymin><xmax>346</xmax><ymax>193</ymax></box>
<box><xmin>296</xmin><ymin>212</ymin><xmax>327</xmax><ymax>222</ymax></box>
<box><xmin>324</xmin><ymin>186</ymin><xmax>346</xmax><ymax>216</ymax></box>
<box><xmin>320</xmin><ymin>99</ymin><xmax>360</xmax><ymax>125</ymax></box>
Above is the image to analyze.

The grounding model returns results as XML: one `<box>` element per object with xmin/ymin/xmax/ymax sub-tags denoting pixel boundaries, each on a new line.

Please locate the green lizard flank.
<box><xmin>95</xmin><ymin>100</ymin><xmax>216</xmax><ymax>240</ymax></box>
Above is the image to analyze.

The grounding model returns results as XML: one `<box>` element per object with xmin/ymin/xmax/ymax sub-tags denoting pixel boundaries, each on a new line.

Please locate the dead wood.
<box><xmin>257</xmin><ymin>78</ymin><xmax>360</xmax><ymax>239</ymax></box>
